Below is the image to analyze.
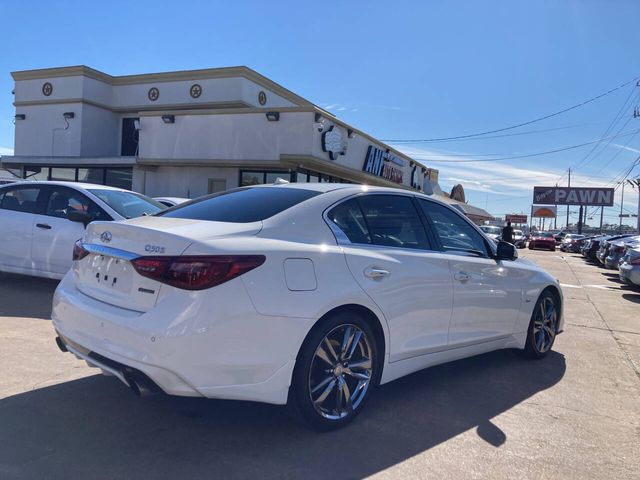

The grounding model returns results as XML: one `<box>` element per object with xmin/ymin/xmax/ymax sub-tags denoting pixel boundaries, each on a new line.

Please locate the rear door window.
<box><xmin>327</xmin><ymin>194</ymin><xmax>431</xmax><ymax>250</ymax></box>
<box><xmin>160</xmin><ymin>187</ymin><xmax>322</xmax><ymax>223</ymax></box>
<box><xmin>0</xmin><ymin>186</ymin><xmax>42</xmax><ymax>213</ymax></box>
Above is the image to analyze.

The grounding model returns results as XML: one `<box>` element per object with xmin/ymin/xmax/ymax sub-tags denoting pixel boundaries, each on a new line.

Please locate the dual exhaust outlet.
<box><xmin>55</xmin><ymin>335</ymin><xmax>158</xmax><ymax>397</ymax></box>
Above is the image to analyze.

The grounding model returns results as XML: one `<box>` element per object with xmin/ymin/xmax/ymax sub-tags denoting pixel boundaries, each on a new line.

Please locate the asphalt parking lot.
<box><xmin>1</xmin><ymin>249</ymin><xmax>639</xmax><ymax>479</ymax></box>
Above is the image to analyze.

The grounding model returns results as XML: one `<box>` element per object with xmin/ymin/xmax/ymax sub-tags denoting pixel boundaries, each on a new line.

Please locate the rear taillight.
<box><xmin>131</xmin><ymin>255</ymin><xmax>266</xmax><ymax>290</ymax></box>
<box><xmin>72</xmin><ymin>240</ymin><xmax>90</xmax><ymax>261</ymax></box>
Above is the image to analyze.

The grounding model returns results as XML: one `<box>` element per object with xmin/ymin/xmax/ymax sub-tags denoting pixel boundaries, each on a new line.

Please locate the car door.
<box><xmin>31</xmin><ymin>186</ymin><xmax>111</xmax><ymax>276</ymax></box>
<box><xmin>0</xmin><ymin>185</ymin><xmax>46</xmax><ymax>273</ymax></box>
<box><xmin>327</xmin><ymin>193</ymin><xmax>453</xmax><ymax>362</ymax></box>
<box><xmin>418</xmin><ymin>199</ymin><xmax>523</xmax><ymax>346</ymax></box>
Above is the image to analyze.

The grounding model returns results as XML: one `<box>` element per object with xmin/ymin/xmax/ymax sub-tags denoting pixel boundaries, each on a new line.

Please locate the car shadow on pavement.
<box><xmin>0</xmin><ymin>349</ymin><xmax>565</xmax><ymax>479</ymax></box>
<box><xmin>0</xmin><ymin>272</ymin><xmax>58</xmax><ymax>319</ymax></box>
<box><xmin>621</xmin><ymin>293</ymin><xmax>640</xmax><ymax>304</ymax></box>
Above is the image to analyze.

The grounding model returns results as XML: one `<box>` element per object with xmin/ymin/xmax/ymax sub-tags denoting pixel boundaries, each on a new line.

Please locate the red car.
<box><xmin>528</xmin><ymin>231</ymin><xmax>556</xmax><ymax>251</ymax></box>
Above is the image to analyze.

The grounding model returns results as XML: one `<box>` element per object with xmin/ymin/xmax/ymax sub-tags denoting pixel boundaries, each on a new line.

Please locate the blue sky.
<box><xmin>1</xmin><ymin>0</ymin><xmax>639</xmax><ymax>226</ymax></box>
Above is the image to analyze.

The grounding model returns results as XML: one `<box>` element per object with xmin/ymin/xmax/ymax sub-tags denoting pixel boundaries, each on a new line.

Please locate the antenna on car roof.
<box><xmin>273</xmin><ymin>177</ymin><xmax>290</xmax><ymax>185</ymax></box>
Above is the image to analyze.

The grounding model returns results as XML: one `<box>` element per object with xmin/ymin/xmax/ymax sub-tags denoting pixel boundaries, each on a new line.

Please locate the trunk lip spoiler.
<box><xmin>82</xmin><ymin>243</ymin><xmax>141</xmax><ymax>261</ymax></box>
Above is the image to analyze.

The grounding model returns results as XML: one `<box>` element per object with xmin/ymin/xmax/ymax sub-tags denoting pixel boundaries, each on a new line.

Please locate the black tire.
<box><xmin>523</xmin><ymin>290</ymin><xmax>559</xmax><ymax>358</ymax></box>
<box><xmin>290</xmin><ymin>312</ymin><xmax>380</xmax><ymax>431</ymax></box>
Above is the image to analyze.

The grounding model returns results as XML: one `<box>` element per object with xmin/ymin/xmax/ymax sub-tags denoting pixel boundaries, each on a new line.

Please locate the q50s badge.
<box><xmin>145</xmin><ymin>245</ymin><xmax>166</xmax><ymax>254</ymax></box>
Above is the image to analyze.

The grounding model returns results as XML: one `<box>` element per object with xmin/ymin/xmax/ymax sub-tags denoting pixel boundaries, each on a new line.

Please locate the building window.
<box><xmin>121</xmin><ymin>118</ymin><xmax>140</xmax><ymax>156</ymax></box>
<box><xmin>21</xmin><ymin>166</ymin><xmax>132</xmax><ymax>190</ymax></box>
<box><xmin>239</xmin><ymin>170</ymin><xmax>294</xmax><ymax>187</ymax></box>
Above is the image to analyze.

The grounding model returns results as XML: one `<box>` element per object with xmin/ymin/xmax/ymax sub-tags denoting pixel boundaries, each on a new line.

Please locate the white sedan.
<box><xmin>52</xmin><ymin>183</ymin><xmax>563</xmax><ymax>430</ymax></box>
<box><xmin>0</xmin><ymin>181</ymin><xmax>164</xmax><ymax>279</ymax></box>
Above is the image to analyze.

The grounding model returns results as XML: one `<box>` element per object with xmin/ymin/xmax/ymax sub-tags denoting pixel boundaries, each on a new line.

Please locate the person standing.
<box><xmin>502</xmin><ymin>221</ymin><xmax>514</xmax><ymax>244</ymax></box>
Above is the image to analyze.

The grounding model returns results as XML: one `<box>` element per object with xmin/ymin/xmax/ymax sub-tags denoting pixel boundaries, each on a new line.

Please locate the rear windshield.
<box><xmin>158</xmin><ymin>187</ymin><xmax>321</xmax><ymax>223</ymax></box>
<box><xmin>88</xmin><ymin>189</ymin><xmax>164</xmax><ymax>219</ymax></box>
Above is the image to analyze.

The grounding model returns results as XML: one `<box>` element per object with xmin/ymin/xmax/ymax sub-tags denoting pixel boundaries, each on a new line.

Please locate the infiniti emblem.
<box><xmin>100</xmin><ymin>231</ymin><xmax>112</xmax><ymax>243</ymax></box>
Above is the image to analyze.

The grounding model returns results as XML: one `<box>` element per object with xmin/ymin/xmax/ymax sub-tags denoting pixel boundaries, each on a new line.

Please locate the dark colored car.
<box><xmin>582</xmin><ymin>236</ymin><xmax>607</xmax><ymax>261</ymax></box>
<box><xmin>528</xmin><ymin>231</ymin><xmax>556</xmax><ymax>251</ymax></box>
<box><xmin>605</xmin><ymin>236</ymin><xmax>640</xmax><ymax>270</ymax></box>
<box><xmin>560</xmin><ymin>234</ymin><xmax>585</xmax><ymax>253</ymax></box>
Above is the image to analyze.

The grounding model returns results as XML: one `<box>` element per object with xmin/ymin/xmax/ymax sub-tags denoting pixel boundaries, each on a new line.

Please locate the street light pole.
<box><xmin>565</xmin><ymin>168</ymin><xmax>571</xmax><ymax>229</ymax></box>
<box><xmin>619</xmin><ymin>181</ymin><xmax>626</xmax><ymax>233</ymax></box>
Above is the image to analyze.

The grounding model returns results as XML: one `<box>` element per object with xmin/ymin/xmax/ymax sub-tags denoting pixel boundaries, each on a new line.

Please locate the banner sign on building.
<box><xmin>532</xmin><ymin>205</ymin><xmax>557</xmax><ymax>218</ymax></box>
<box><xmin>506</xmin><ymin>214</ymin><xmax>528</xmax><ymax>223</ymax></box>
<box><xmin>363</xmin><ymin>146</ymin><xmax>404</xmax><ymax>184</ymax></box>
<box><xmin>533</xmin><ymin>186</ymin><xmax>614</xmax><ymax>206</ymax></box>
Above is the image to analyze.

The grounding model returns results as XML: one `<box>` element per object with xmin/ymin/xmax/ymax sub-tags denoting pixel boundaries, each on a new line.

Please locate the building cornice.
<box><xmin>11</xmin><ymin>65</ymin><xmax>313</xmax><ymax>107</ymax></box>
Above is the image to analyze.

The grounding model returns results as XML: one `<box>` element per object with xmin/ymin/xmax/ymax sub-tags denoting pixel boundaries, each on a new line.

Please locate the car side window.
<box><xmin>45</xmin><ymin>188</ymin><xmax>110</xmax><ymax>221</ymax></box>
<box><xmin>419</xmin><ymin>199</ymin><xmax>489</xmax><ymax>256</ymax></box>
<box><xmin>326</xmin><ymin>198</ymin><xmax>372</xmax><ymax>245</ymax></box>
<box><xmin>0</xmin><ymin>187</ymin><xmax>41</xmax><ymax>213</ymax></box>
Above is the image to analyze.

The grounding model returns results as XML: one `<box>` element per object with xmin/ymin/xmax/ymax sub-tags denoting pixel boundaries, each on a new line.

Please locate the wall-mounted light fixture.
<box><xmin>14</xmin><ymin>114</ymin><xmax>26</xmax><ymax>121</ymax></box>
<box><xmin>133</xmin><ymin>119</ymin><xmax>141</xmax><ymax>131</ymax></box>
<box><xmin>161</xmin><ymin>114</ymin><xmax>175</xmax><ymax>124</ymax></box>
<box><xmin>265</xmin><ymin>112</ymin><xmax>280</xmax><ymax>122</ymax></box>
<box><xmin>62</xmin><ymin>112</ymin><xmax>75</xmax><ymax>119</ymax></box>
<box><xmin>347</xmin><ymin>129</ymin><xmax>355</xmax><ymax>139</ymax></box>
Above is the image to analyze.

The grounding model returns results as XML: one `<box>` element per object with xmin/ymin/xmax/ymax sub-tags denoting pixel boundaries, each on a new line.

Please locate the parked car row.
<box><xmin>578</xmin><ymin>233</ymin><xmax>640</xmax><ymax>288</ymax></box>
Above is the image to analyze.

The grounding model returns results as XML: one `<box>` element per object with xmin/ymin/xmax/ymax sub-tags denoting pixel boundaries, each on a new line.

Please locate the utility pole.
<box><xmin>565</xmin><ymin>168</ymin><xmax>571</xmax><ymax>229</ymax></box>
<box><xmin>599</xmin><ymin>206</ymin><xmax>604</xmax><ymax>233</ymax></box>
<box><xmin>619</xmin><ymin>180</ymin><xmax>626</xmax><ymax>233</ymax></box>
<box><xmin>577</xmin><ymin>205</ymin><xmax>583</xmax><ymax>234</ymax></box>
<box><xmin>554</xmin><ymin>182</ymin><xmax>558</xmax><ymax>230</ymax></box>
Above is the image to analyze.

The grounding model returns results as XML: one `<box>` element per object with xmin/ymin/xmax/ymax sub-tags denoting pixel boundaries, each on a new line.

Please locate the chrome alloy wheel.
<box><xmin>533</xmin><ymin>296</ymin><xmax>557</xmax><ymax>353</ymax></box>
<box><xmin>308</xmin><ymin>324</ymin><xmax>373</xmax><ymax>420</ymax></box>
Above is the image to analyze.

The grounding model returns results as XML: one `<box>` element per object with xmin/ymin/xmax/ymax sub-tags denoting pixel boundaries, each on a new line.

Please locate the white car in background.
<box><xmin>153</xmin><ymin>197</ymin><xmax>191</xmax><ymax>208</ymax></box>
<box><xmin>0</xmin><ymin>181</ymin><xmax>164</xmax><ymax>279</ymax></box>
<box><xmin>52</xmin><ymin>183</ymin><xmax>563</xmax><ymax>430</ymax></box>
<box><xmin>480</xmin><ymin>225</ymin><xmax>502</xmax><ymax>242</ymax></box>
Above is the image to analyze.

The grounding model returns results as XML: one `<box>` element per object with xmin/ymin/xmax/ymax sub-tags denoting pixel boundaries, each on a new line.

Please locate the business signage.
<box><xmin>363</xmin><ymin>146</ymin><xmax>404</xmax><ymax>184</ymax></box>
<box><xmin>533</xmin><ymin>186</ymin><xmax>614</xmax><ymax>206</ymax></box>
<box><xmin>506</xmin><ymin>214</ymin><xmax>528</xmax><ymax>223</ymax></box>
<box><xmin>532</xmin><ymin>205</ymin><xmax>557</xmax><ymax>218</ymax></box>
<box><xmin>321</xmin><ymin>126</ymin><xmax>346</xmax><ymax>160</ymax></box>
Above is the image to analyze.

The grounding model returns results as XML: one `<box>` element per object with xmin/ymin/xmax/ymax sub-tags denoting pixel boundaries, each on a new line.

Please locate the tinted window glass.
<box><xmin>419</xmin><ymin>199</ymin><xmax>488</xmax><ymax>255</ymax></box>
<box><xmin>46</xmin><ymin>188</ymin><xmax>111</xmax><ymax>221</ymax></box>
<box><xmin>0</xmin><ymin>187</ymin><xmax>40</xmax><ymax>213</ymax></box>
<box><xmin>159</xmin><ymin>187</ymin><xmax>321</xmax><ymax>223</ymax></box>
<box><xmin>357</xmin><ymin>195</ymin><xmax>430</xmax><ymax>250</ymax></box>
<box><xmin>327</xmin><ymin>198</ymin><xmax>371</xmax><ymax>244</ymax></box>
<box><xmin>88</xmin><ymin>189</ymin><xmax>163</xmax><ymax>219</ymax></box>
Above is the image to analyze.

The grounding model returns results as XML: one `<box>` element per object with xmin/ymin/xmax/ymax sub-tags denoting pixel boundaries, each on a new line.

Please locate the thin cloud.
<box><xmin>0</xmin><ymin>146</ymin><xmax>14</xmax><ymax>155</ymax></box>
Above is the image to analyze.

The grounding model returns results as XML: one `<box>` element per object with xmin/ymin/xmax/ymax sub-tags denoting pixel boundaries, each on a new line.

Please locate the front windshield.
<box><xmin>514</xmin><ymin>230</ymin><xmax>523</xmax><ymax>236</ymax></box>
<box><xmin>536</xmin><ymin>232</ymin><xmax>554</xmax><ymax>238</ymax></box>
<box><xmin>88</xmin><ymin>189</ymin><xmax>164</xmax><ymax>219</ymax></box>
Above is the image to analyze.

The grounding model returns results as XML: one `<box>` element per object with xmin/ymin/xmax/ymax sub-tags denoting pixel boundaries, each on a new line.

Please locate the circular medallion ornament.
<box><xmin>42</xmin><ymin>82</ymin><xmax>53</xmax><ymax>96</ymax></box>
<box><xmin>189</xmin><ymin>84</ymin><xmax>202</xmax><ymax>98</ymax></box>
<box><xmin>258</xmin><ymin>90</ymin><xmax>267</xmax><ymax>105</ymax></box>
<box><xmin>148</xmin><ymin>87</ymin><xmax>160</xmax><ymax>101</ymax></box>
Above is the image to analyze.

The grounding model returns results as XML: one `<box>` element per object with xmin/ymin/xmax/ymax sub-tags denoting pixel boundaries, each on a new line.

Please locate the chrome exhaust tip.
<box><xmin>55</xmin><ymin>336</ymin><xmax>68</xmax><ymax>353</ymax></box>
<box><xmin>126</xmin><ymin>376</ymin><xmax>156</xmax><ymax>397</ymax></box>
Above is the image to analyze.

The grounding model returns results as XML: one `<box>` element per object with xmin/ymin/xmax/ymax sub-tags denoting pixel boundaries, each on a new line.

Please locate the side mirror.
<box><xmin>67</xmin><ymin>210</ymin><xmax>92</xmax><ymax>227</ymax></box>
<box><xmin>496</xmin><ymin>240</ymin><xmax>518</xmax><ymax>261</ymax></box>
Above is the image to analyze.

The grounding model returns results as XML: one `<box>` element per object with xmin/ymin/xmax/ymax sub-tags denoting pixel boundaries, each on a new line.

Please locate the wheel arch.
<box><xmin>295</xmin><ymin>303</ymin><xmax>387</xmax><ymax>378</ymax></box>
<box><xmin>541</xmin><ymin>284</ymin><xmax>563</xmax><ymax>325</ymax></box>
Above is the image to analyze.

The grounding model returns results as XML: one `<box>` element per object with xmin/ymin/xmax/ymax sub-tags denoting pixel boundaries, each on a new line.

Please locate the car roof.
<box><xmin>0</xmin><ymin>180</ymin><xmax>128</xmax><ymax>191</ymax></box>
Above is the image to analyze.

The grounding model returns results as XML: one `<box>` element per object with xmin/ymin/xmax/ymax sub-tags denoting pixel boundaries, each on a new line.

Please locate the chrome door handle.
<box><xmin>36</xmin><ymin>223</ymin><xmax>52</xmax><ymax>230</ymax></box>
<box><xmin>364</xmin><ymin>267</ymin><xmax>390</xmax><ymax>279</ymax></box>
<box><xmin>454</xmin><ymin>271</ymin><xmax>470</xmax><ymax>282</ymax></box>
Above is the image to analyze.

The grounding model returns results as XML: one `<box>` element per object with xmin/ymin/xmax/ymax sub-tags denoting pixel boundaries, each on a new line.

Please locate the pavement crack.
<box><xmin>565</xmin><ymin>322</ymin><xmax>640</xmax><ymax>336</ymax></box>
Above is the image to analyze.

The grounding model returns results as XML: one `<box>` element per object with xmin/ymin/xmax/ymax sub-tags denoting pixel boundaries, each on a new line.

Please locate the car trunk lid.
<box><xmin>74</xmin><ymin>217</ymin><xmax>262</xmax><ymax>311</ymax></box>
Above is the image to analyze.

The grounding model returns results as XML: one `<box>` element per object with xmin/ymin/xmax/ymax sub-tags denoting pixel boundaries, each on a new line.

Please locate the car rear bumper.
<box><xmin>51</xmin><ymin>272</ymin><xmax>311</xmax><ymax>405</ymax></box>
<box><xmin>619</xmin><ymin>264</ymin><xmax>640</xmax><ymax>287</ymax></box>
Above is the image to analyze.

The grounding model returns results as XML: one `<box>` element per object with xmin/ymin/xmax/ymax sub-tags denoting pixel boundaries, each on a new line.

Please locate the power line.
<box><xmin>424</xmin><ymin>128</ymin><xmax>640</xmax><ymax>163</ymax></box>
<box><xmin>381</xmin><ymin>75</ymin><xmax>640</xmax><ymax>143</ymax></box>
